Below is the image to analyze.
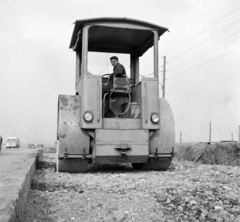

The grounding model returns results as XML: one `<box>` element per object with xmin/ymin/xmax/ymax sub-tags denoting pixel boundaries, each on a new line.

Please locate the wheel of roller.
<box><xmin>142</xmin><ymin>157</ymin><xmax>172</xmax><ymax>171</ymax></box>
<box><xmin>132</xmin><ymin>157</ymin><xmax>172</xmax><ymax>171</ymax></box>
<box><xmin>57</xmin><ymin>159</ymin><xmax>88</xmax><ymax>173</ymax></box>
<box><xmin>132</xmin><ymin>163</ymin><xmax>145</xmax><ymax>170</ymax></box>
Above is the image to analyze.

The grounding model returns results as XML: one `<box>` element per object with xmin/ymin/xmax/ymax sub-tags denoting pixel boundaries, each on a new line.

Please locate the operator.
<box><xmin>108</xmin><ymin>56</ymin><xmax>127</xmax><ymax>81</ymax></box>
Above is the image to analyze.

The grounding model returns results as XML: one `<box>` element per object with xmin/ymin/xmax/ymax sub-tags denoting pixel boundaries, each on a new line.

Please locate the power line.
<box><xmin>168</xmin><ymin>17</ymin><xmax>240</xmax><ymax>63</ymax></box>
<box><xmin>142</xmin><ymin>8</ymin><xmax>240</xmax><ymax>77</ymax></box>
<box><xmin>169</xmin><ymin>31</ymin><xmax>240</xmax><ymax>71</ymax></box>
<box><xmin>167</xmin><ymin>45</ymin><xmax>240</xmax><ymax>79</ymax></box>
<box><xmin>140</xmin><ymin>70</ymin><xmax>163</xmax><ymax>77</ymax></box>
<box><xmin>165</xmin><ymin>6</ymin><xmax>240</xmax><ymax>55</ymax></box>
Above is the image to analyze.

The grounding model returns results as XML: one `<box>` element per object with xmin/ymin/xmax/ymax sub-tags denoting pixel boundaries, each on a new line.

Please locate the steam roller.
<box><xmin>56</xmin><ymin>17</ymin><xmax>175</xmax><ymax>173</ymax></box>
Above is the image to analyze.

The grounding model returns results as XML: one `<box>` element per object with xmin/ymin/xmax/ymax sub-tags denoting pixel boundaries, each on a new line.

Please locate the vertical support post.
<box><xmin>81</xmin><ymin>25</ymin><xmax>90</xmax><ymax>76</ymax></box>
<box><xmin>130</xmin><ymin>51</ymin><xmax>139</xmax><ymax>84</ymax></box>
<box><xmin>180</xmin><ymin>132</ymin><xmax>182</xmax><ymax>143</ymax></box>
<box><xmin>163</xmin><ymin>56</ymin><xmax>166</xmax><ymax>98</ymax></box>
<box><xmin>75</xmin><ymin>52</ymin><xmax>81</xmax><ymax>88</ymax></box>
<box><xmin>153</xmin><ymin>31</ymin><xmax>159</xmax><ymax>80</ymax></box>
<box><xmin>231</xmin><ymin>133</ymin><xmax>233</xmax><ymax>141</ymax></box>
<box><xmin>130</xmin><ymin>53</ymin><xmax>135</xmax><ymax>81</ymax></box>
<box><xmin>135</xmin><ymin>56</ymin><xmax>139</xmax><ymax>84</ymax></box>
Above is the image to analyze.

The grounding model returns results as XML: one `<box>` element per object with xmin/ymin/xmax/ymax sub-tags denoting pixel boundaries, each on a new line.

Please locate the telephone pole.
<box><xmin>239</xmin><ymin>126</ymin><xmax>240</xmax><ymax>142</ymax></box>
<box><xmin>209</xmin><ymin>121</ymin><xmax>211</xmax><ymax>143</ymax></box>
<box><xmin>162</xmin><ymin>56</ymin><xmax>166</xmax><ymax>98</ymax></box>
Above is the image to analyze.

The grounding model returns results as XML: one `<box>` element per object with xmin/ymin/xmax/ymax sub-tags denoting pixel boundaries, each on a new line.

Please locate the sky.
<box><xmin>0</xmin><ymin>0</ymin><xmax>239</xmax><ymax>145</ymax></box>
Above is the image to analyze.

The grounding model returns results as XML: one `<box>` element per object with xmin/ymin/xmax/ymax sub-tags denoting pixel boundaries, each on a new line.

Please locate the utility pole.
<box><xmin>209</xmin><ymin>121</ymin><xmax>211</xmax><ymax>143</ymax></box>
<box><xmin>231</xmin><ymin>133</ymin><xmax>233</xmax><ymax>141</ymax></box>
<box><xmin>239</xmin><ymin>126</ymin><xmax>240</xmax><ymax>142</ymax></box>
<box><xmin>162</xmin><ymin>56</ymin><xmax>166</xmax><ymax>98</ymax></box>
<box><xmin>180</xmin><ymin>132</ymin><xmax>182</xmax><ymax>143</ymax></box>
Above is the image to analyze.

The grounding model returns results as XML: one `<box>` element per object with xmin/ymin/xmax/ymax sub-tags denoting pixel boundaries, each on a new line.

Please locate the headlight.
<box><xmin>83</xmin><ymin>111</ymin><xmax>93</xmax><ymax>123</ymax></box>
<box><xmin>151</xmin><ymin>113</ymin><xmax>159</xmax><ymax>124</ymax></box>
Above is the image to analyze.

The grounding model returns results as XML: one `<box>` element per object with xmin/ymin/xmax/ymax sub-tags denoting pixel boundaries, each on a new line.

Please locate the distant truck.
<box><xmin>6</xmin><ymin>137</ymin><xmax>20</xmax><ymax>149</ymax></box>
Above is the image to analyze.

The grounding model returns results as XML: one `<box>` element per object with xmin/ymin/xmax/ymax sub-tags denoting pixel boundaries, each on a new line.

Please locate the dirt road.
<box><xmin>24</xmin><ymin>149</ymin><xmax>240</xmax><ymax>222</ymax></box>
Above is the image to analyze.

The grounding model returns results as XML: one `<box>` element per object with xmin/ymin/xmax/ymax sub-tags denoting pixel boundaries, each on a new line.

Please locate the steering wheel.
<box><xmin>102</xmin><ymin>74</ymin><xmax>111</xmax><ymax>79</ymax></box>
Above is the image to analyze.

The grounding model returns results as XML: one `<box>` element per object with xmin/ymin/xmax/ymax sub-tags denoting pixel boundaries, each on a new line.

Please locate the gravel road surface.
<box><xmin>24</xmin><ymin>152</ymin><xmax>240</xmax><ymax>222</ymax></box>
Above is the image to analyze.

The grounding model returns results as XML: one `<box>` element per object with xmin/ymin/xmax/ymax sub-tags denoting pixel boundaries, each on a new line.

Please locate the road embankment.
<box><xmin>0</xmin><ymin>148</ymin><xmax>39</xmax><ymax>222</ymax></box>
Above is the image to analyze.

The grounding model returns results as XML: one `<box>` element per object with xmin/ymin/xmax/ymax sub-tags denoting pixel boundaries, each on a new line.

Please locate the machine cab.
<box><xmin>69</xmin><ymin>17</ymin><xmax>168</xmax><ymax>130</ymax></box>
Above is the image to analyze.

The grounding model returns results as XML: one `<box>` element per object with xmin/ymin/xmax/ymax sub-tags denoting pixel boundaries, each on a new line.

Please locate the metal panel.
<box><xmin>95</xmin><ymin>129</ymin><xmax>149</xmax><ymax>145</ymax></box>
<box><xmin>79</xmin><ymin>75</ymin><xmax>102</xmax><ymax>129</ymax></box>
<box><xmin>58</xmin><ymin>95</ymin><xmax>90</xmax><ymax>157</ymax></box>
<box><xmin>103</xmin><ymin>118</ymin><xmax>141</xmax><ymax>129</ymax></box>
<box><xmin>141</xmin><ymin>78</ymin><xmax>160</xmax><ymax>129</ymax></box>
<box><xmin>95</xmin><ymin>156</ymin><xmax>148</xmax><ymax>164</ymax></box>
<box><xmin>95</xmin><ymin>144</ymin><xmax>148</xmax><ymax>156</ymax></box>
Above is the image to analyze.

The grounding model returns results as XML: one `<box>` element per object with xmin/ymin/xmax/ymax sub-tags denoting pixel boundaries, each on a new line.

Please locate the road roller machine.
<box><xmin>57</xmin><ymin>17</ymin><xmax>175</xmax><ymax>173</ymax></box>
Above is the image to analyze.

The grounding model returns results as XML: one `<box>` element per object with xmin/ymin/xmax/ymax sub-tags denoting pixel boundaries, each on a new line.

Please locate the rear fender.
<box><xmin>57</xmin><ymin>95</ymin><xmax>90</xmax><ymax>158</ymax></box>
<box><xmin>149</xmin><ymin>98</ymin><xmax>175</xmax><ymax>154</ymax></box>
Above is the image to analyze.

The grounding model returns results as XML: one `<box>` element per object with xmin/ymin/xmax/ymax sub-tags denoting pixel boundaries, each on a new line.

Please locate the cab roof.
<box><xmin>70</xmin><ymin>17</ymin><xmax>168</xmax><ymax>56</ymax></box>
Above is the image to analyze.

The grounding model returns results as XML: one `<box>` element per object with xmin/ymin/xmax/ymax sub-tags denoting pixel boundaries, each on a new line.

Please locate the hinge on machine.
<box><xmin>149</xmin><ymin>147</ymin><xmax>176</xmax><ymax>158</ymax></box>
<box><xmin>64</xmin><ymin>148</ymin><xmax>92</xmax><ymax>159</ymax></box>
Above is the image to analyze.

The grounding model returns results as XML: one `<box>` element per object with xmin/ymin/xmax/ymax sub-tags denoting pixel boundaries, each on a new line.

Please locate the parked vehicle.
<box><xmin>0</xmin><ymin>135</ymin><xmax>2</xmax><ymax>153</ymax></box>
<box><xmin>28</xmin><ymin>144</ymin><xmax>36</xmax><ymax>149</ymax></box>
<box><xmin>57</xmin><ymin>17</ymin><xmax>175</xmax><ymax>173</ymax></box>
<box><xmin>6</xmin><ymin>137</ymin><xmax>20</xmax><ymax>149</ymax></box>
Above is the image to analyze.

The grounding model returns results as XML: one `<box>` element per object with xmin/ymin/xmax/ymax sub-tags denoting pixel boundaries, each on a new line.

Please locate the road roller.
<box><xmin>57</xmin><ymin>17</ymin><xmax>175</xmax><ymax>173</ymax></box>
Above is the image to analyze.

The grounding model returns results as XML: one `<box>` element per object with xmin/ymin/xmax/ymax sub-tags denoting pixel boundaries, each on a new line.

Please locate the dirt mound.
<box><xmin>175</xmin><ymin>142</ymin><xmax>240</xmax><ymax>166</ymax></box>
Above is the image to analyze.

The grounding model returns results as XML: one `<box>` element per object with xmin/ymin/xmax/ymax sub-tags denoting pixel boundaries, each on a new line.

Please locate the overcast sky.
<box><xmin>0</xmin><ymin>0</ymin><xmax>239</xmax><ymax>145</ymax></box>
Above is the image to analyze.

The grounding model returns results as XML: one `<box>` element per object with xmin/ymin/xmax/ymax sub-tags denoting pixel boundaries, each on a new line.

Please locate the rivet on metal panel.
<box><xmin>60</xmin><ymin>133</ymin><xmax>66</xmax><ymax>139</ymax></box>
<box><xmin>64</xmin><ymin>148</ymin><xmax>68</xmax><ymax>159</ymax></box>
<box><xmin>73</xmin><ymin>105</ymin><xmax>79</xmax><ymax>110</ymax></box>
<box><xmin>60</xmin><ymin>96</ymin><xmax>69</xmax><ymax>106</ymax></box>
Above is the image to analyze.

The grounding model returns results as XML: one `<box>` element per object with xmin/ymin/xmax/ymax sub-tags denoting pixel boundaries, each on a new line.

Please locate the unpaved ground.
<box><xmin>175</xmin><ymin>142</ymin><xmax>240</xmax><ymax>166</ymax></box>
<box><xmin>23</xmin><ymin>145</ymin><xmax>240</xmax><ymax>222</ymax></box>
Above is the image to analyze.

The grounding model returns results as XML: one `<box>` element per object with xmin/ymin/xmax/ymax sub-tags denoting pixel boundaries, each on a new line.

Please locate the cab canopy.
<box><xmin>70</xmin><ymin>17</ymin><xmax>168</xmax><ymax>56</ymax></box>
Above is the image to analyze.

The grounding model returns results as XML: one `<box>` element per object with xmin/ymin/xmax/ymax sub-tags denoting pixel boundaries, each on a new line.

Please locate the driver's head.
<box><xmin>110</xmin><ymin>56</ymin><xmax>119</xmax><ymax>67</ymax></box>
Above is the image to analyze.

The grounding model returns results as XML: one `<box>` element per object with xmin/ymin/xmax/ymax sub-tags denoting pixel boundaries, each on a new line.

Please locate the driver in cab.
<box><xmin>109</xmin><ymin>56</ymin><xmax>126</xmax><ymax>80</ymax></box>
<box><xmin>103</xmin><ymin>56</ymin><xmax>127</xmax><ymax>87</ymax></box>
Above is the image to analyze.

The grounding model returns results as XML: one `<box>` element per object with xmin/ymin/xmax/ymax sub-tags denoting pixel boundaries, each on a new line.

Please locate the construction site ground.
<box><xmin>0</xmin><ymin>142</ymin><xmax>240</xmax><ymax>222</ymax></box>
